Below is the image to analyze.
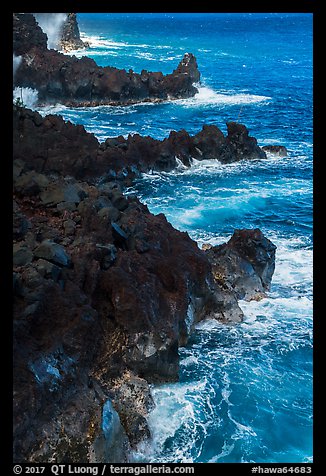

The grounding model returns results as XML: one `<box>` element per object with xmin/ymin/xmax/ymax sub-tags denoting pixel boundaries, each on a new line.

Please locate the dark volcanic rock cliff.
<box><xmin>14</xmin><ymin>48</ymin><xmax>200</xmax><ymax>107</ymax></box>
<box><xmin>13</xmin><ymin>105</ymin><xmax>275</xmax><ymax>462</ymax></box>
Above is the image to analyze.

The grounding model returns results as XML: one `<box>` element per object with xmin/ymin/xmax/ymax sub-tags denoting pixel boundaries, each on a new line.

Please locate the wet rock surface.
<box><xmin>262</xmin><ymin>145</ymin><xmax>288</xmax><ymax>157</ymax></box>
<box><xmin>204</xmin><ymin>229</ymin><xmax>277</xmax><ymax>301</ymax></box>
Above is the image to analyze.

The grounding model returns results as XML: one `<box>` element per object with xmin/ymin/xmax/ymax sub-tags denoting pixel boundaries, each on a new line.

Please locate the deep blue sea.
<box><xmin>35</xmin><ymin>13</ymin><xmax>313</xmax><ymax>463</ymax></box>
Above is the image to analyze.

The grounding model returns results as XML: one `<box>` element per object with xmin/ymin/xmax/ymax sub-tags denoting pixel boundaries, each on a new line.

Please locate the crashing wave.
<box><xmin>13</xmin><ymin>87</ymin><xmax>39</xmax><ymax>109</ymax></box>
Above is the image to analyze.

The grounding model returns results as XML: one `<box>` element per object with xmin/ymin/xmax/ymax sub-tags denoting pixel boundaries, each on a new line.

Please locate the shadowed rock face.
<box><xmin>13</xmin><ymin>104</ymin><xmax>275</xmax><ymax>462</ymax></box>
<box><xmin>222</xmin><ymin>122</ymin><xmax>267</xmax><ymax>162</ymax></box>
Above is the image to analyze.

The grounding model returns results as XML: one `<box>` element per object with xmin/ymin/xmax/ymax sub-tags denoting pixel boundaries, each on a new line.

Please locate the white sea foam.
<box><xmin>132</xmin><ymin>380</ymin><xmax>212</xmax><ymax>462</ymax></box>
<box><xmin>209</xmin><ymin>441</ymin><xmax>235</xmax><ymax>462</ymax></box>
<box><xmin>140</xmin><ymin>155</ymin><xmax>297</xmax><ymax>183</ymax></box>
<box><xmin>195</xmin><ymin>319</ymin><xmax>225</xmax><ymax>331</ymax></box>
<box><xmin>240</xmin><ymin>296</ymin><xmax>312</xmax><ymax>325</ymax></box>
<box><xmin>175</xmin><ymin>85</ymin><xmax>272</xmax><ymax>108</ymax></box>
<box><xmin>36</xmin><ymin>103</ymin><xmax>68</xmax><ymax>116</ymax></box>
<box><xmin>68</xmin><ymin>39</ymin><xmax>179</xmax><ymax>64</ymax></box>
<box><xmin>266</xmin><ymin>235</ymin><xmax>313</xmax><ymax>297</ymax></box>
<box><xmin>178</xmin><ymin>205</ymin><xmax>205</xmax><ymax>226</ymax></box>
<box><xmin>63</xmin><ymin>34</ymin><xmax>125</xmax><ymax>57</ymax></box>
<box><xmin>13</xmin><ymin>87</ymin><xmax>39</xmax><ymax>109</ymax></box>
<box><xmin>79</xmin><ymin>33</ymin><xmax>151</xmax><ymax>50</ymax></box>
<box><xmin>13</xmin><ymin>54</ymin><xmax>22</xmax><ymax>79</ymax></box>
<box><xmin>180</xmin><ymin>355</ymin><xmax>200</xmax><ymax>367</ymax></box>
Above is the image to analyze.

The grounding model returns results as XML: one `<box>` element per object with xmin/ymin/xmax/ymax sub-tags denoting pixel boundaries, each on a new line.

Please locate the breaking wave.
<box><xmin>175</xmin><ymin>85</ymin><xmax>271</xmax><ymax>107</ymax></box>
<box><xmin>13</xmin><ymin>87</ymin><xmax>39</xmax><ymax>109</ymax></box>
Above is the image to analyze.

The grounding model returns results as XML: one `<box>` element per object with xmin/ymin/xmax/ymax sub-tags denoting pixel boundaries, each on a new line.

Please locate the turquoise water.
<box><xmin>36</xmin><ymin>13</ymin><xmax>313</xmax><ymax>463</ymax></box>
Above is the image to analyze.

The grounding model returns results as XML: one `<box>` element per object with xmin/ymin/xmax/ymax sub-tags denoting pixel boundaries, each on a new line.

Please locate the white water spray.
<box><xmin>176</xmin><ymin>85</ymin><xmax>271</xmax><ymax>108</ymax></box>
<box><xmin>13</xmin><ymin>54</ymin><xmax>22</xmax><ymax>79</ymax></box>
<box><xmin>33</xmin><ymin>13</ymin><xmax>67</xmax><ymax>50</ymax></box>
<box><xmin>13</xmin><ymin>87</ymin><xmax>39</xmax><ymax>109</ymax></box>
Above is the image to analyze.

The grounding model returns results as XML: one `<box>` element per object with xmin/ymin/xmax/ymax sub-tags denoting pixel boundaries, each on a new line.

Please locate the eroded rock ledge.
<box><xmin>13</xmin><ymin>106</ymin><xmax>276</xmax><ymax>462</ymax></box>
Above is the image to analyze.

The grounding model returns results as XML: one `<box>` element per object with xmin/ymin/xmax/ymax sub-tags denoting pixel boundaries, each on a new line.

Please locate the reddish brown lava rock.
<box><xmin>13</xmin><ymin>104</ymin><xmax>275</xmax><ymax>462</ymax></box>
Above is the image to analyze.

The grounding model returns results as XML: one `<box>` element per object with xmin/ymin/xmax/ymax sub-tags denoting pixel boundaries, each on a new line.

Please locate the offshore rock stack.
<box><xmin>60</xmin><ymin>13</ymin><xmax>90</xmax><ymax>51</ymax></box>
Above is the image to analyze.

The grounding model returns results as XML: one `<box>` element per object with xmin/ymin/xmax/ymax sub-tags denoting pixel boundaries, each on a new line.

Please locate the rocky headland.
<box><xmin>13</xmin><ymin>103</ymin><xmax>276</xmax><ymax>462</ymax></box>
<box><xmin>13</xmin><ymin>13</ymin><xmax>200</xmax><ymax>107</ymax></box>
<box><xmin>13</xmin><ymin>106</ymin><xmax>267</xmax><ymax>185</ymax></box>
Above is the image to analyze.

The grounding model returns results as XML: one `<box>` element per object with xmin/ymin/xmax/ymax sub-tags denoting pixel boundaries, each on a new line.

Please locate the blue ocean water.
<box><xmin>36</xmin><ymin>13</ymin><xmax>313</xmax><ymax>463</ymax></box>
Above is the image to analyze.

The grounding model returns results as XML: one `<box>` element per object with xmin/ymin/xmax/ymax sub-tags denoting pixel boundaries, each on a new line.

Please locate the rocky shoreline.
<box><xmin>60</xmin><ymin>13</ymin><xmax>90</xmax><ymax>52</ymax></box>
<box><xmin>13</xmin><ymin>12</ymin><xmax>279</xmax><ymax>463</ymax></box>
<box><xmin>13</xmin><ymin>104</ymin><xmax>276</xmax><ymax>462</ymax></box>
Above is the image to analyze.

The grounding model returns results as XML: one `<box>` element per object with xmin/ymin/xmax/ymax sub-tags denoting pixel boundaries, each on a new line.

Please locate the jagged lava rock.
<box><xmin>13</xmin><ymin>105</ymin><xmax>277</xmax><ymax>461</ymax></box>
<box><xmin>192</xmin><ymin>124</ymin><xmax>226</xmax><ymax>160</ymax></box>
<box><xmin>205</xmin><ymin>229</ymin><xmax>276</xmax><ymax>301</ymax></box>
<box><xmin>13</xmin><ymin>14</ymin><xmax>200</xmax><ymax>106</ymax></box>
<box><xmin>12</xmin><ymin>175</ymin><xmax>244</xmax><ymax>461</ymax></box>
<box><xmin>14</xmin><ymin>48</ymin><xmax>200</xmax><ymax>106</ymax></box>
<box><xmin>13</xmin><ymin>106</ymin><xmax>100</xmax><ymax>179</ymax></box>
<box><xmin>13</xmin><ymin>13</ymin><xmax>48</xmax><ymax>55</ymax></box>
<box><xmin>220</xmin><ymin>122</ymin><xmax>267</xmax><ymax>162</ymax></box>
<box><xmin>162</xmin><ymin>52</ymin><xmax>200</xmax><ymax>99</ymax></box>
<box><xmin>13</xmin><ymin>106</ymin><xmax>268</xmax><ymax>184</ymax></box>
<box><xmin>173</xmin><ymin>52</ymin><xmax>200</xmax><ymax>83</ymax></box>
